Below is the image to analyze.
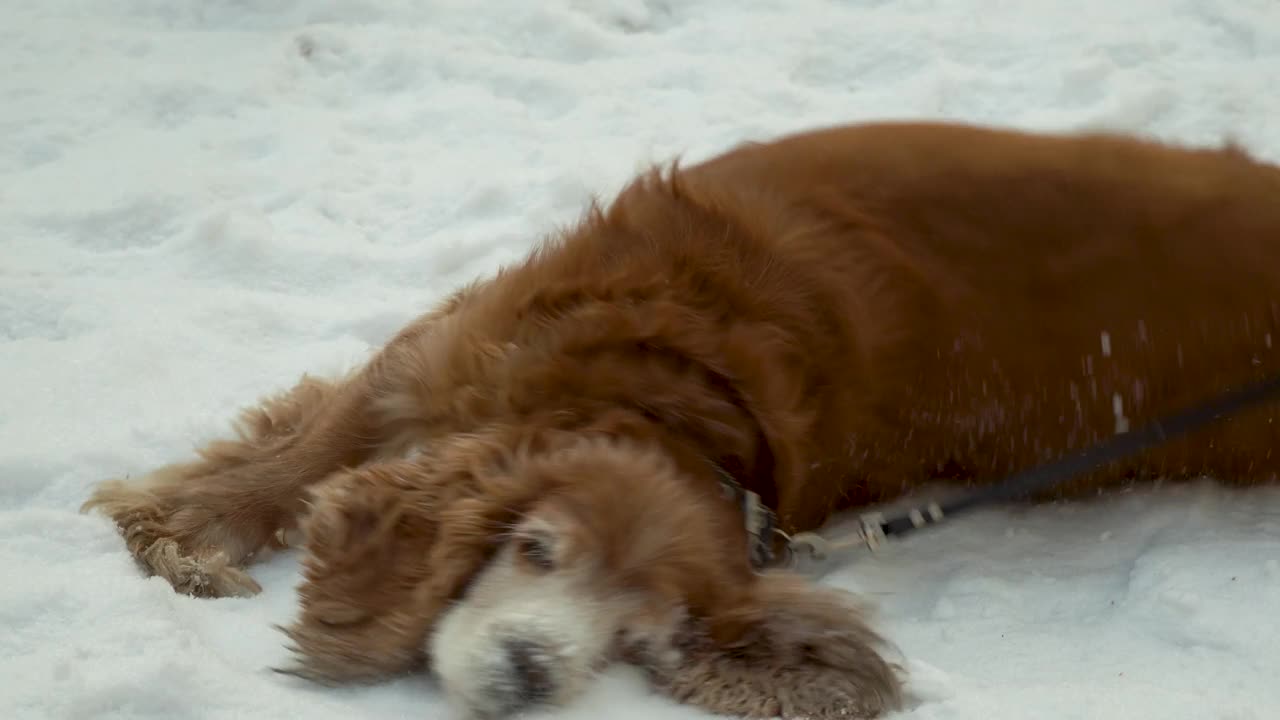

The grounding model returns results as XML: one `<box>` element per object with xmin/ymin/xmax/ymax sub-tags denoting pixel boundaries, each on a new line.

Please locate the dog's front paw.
<box><xmin>648</xmin><ymin>573</ymin><xmax>904</xmax><ymax>719</ymax></box>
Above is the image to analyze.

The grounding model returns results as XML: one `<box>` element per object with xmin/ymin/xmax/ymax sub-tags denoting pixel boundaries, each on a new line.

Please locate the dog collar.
<box><xmin>709</xmin><ymin>461</ymin><xmax>779</xmax><ymax>571</ymax></box>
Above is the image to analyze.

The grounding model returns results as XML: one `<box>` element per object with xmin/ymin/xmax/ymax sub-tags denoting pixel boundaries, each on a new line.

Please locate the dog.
<box><xmin>83</xmin><ymin>120</ymin><xmax>1280</xmax><ymax>719</ymax></box>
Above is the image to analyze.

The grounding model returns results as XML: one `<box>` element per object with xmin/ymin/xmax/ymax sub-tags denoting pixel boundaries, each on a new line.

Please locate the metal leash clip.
<box><xmin>774</xmin><ymin>512</ymin><xmax>888</xmax><ymax>577</ymax></box>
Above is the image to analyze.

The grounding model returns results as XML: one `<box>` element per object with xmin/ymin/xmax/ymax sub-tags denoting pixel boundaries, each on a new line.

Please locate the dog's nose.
<box><xmin>503</xmin><ymin>638</ymin><xmax>556</xmax><ymax>704</ymax></box>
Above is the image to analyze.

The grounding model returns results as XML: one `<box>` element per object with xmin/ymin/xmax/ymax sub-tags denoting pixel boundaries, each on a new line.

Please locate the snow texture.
<box><xmin>3</xmin><ymin>1</ymin><xmax>1280</xmax><ymax>718</ymax></box>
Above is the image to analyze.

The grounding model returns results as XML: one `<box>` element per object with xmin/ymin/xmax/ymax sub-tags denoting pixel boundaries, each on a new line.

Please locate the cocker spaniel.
<box><xmin>83</xmin><ymin>120</ymin><xmax>1280</xmax><ymax>719</ymax></box>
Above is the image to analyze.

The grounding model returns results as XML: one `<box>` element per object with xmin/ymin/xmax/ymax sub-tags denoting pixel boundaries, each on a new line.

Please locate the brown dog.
<box><xmin>83</xmin><ymin>121</ymin><xmax>1280</xmax><ymax>719</ymax></box>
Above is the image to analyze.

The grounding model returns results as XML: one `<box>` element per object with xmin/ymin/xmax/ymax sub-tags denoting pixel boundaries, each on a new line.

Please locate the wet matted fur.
<box><xmin>84</xmin><ymin>121</ymin><xmax>1280</xmax><ymax>719</ymax></box>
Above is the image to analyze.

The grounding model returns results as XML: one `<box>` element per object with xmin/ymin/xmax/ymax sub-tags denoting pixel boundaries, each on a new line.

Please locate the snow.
<box><xmin>2</xmin><ymin>0</ymin><xmax>1279</xmax><ymax>718</ymax></box>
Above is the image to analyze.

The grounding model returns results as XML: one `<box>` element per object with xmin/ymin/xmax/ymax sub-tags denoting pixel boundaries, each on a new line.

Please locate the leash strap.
<box><xmin>781</xmin><ymin>371</ymin><xmax>1280</xmax><ymax>573</ymax></box>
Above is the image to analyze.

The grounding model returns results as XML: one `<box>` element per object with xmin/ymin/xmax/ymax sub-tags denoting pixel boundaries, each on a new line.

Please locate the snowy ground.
<box><xmin>3</xmin><ymin>1</ymin><xmax>1280</xmax><ymax>718</ymax></box>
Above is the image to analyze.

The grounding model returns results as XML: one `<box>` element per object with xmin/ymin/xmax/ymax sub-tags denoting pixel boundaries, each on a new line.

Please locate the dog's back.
<box><xmin>671</xmin><ymin>122</ymin><xmax>1280</xmax><ymax>509</ymax></box>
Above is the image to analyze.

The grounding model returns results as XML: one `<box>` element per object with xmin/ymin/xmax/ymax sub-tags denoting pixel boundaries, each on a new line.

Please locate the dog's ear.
<box><xmin>277</xmin><ymin>439</ymin><xmax>553</xmax><ymax>684</ymax></box>
<box><xmin>277</xmin><ymin>463</ymin><xmax>444</xmax><ymax>683</ymax></box>
<box><xmin>650</xmin><ymin>572</ymin><xmax>905</xmax><ymax>720</ymax></box>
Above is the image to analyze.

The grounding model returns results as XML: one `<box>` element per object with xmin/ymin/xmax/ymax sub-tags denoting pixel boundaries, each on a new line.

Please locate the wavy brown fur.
<box><xmin>83</xmin><ymin>120</ymin><xmax>1280</xmax><ymax>718</ymax></box>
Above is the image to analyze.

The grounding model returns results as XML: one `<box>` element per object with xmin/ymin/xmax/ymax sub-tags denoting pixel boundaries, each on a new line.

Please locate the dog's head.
<box><xmin>279</xmin><ymin>429</ymin><xmax>902</xmax><ymax>719</ymax></box>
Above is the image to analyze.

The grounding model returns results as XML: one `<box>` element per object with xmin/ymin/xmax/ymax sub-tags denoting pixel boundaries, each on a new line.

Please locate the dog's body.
<box><xmin>84</xmin><ymin>121</ymin><xmax>1280</xmax><ymax>719</ymax></box>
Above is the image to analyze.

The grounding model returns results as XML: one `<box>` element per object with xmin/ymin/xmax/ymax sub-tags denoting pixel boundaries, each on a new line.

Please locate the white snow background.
<box><xmin>3</xmin><ymin>1</ymin><xmax>1280</xmax><ymax>718</ymax></box>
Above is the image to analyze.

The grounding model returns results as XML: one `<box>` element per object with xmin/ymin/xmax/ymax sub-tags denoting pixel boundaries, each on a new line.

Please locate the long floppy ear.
<box><xmin>275</xmin><ymin>461</ymin><xmax>446</xmax><ymax>683</ymax></box>
<box><xmin>276</xmin><ymin>437</ymin><xmax>554</xmax><ymax>685</ymax></box>
<box><xmin>649</xmin><ymin>571</ymin><xmax>905</xmax><ymax>720</ymax></box>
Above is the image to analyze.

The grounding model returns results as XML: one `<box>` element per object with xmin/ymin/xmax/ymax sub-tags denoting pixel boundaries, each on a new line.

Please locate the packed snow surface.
<box><xmin>3</xmin><ymin>1</ymin><xmax>1279</xmax><ymax>719</ymax></box>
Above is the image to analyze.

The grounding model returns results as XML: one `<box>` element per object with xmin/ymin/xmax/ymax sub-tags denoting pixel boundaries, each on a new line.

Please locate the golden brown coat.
<box><xmin>84</xmin><ymin>121</ymin><xmax>1280</xmax><ymax>719</ymax></box>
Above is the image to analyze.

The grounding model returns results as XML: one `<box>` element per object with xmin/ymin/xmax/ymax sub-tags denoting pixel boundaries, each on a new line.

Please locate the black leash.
<box><xmin>780</xmin><ymin>371</ymin><xmax>1280</xmax><ymax>573</ymax></box>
